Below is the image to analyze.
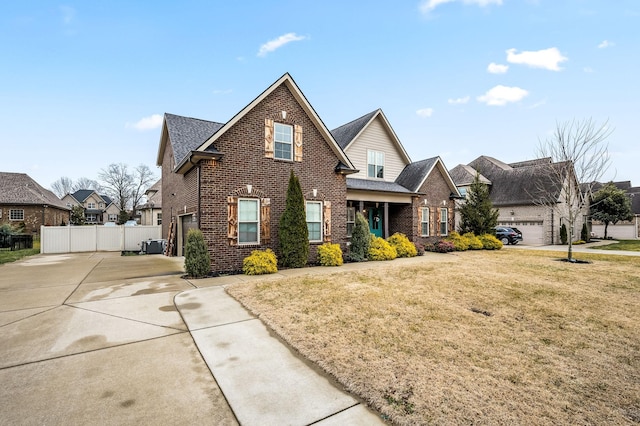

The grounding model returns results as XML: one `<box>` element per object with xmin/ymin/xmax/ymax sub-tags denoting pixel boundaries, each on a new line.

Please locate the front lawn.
<box><xmin>228</xmin><ymin>250</ymin><xmax>640</xmax><ymax>425</ymax></box>
<box><xmin>0</xmin><ymin>241</ymin><xmax>40</xmax><ymax>265</ymax></box>
<box><xmin>591</xmin><ymin>239</ymin><xmax>640</xmax><ymax>252</ymax></box>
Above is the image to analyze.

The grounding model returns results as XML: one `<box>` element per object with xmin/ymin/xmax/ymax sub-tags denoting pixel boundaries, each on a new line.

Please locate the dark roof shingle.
<box><xmin>0</xmin><ymin>172</ymin><xmax>69</xmax><ymax>209</ymax></box>
<box><xmin>330</xmin><ymin>110</ymin><xmax>378</xmax><ymax>150</ymax></box>
<box><xmin>395</xmin><ymin>157</ymin><xmax>439</xmax><ymax>192</ymax></box>
<box><xmin>165</xmin><ymin>113</ymin><xmax>224</xmax><ymax>166</ymax></box>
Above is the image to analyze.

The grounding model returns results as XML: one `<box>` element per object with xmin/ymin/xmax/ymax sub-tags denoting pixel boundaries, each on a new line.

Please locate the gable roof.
<box><xmin>156</xmin><ymin>113</ymin><xmax>224</xmax><ymax>167</ymax></box>
<box><xmin>449</xmin><ymin>164</ymin><xmax>492</xmax><ymax>186</ymax></box>
<box><xmin>196</xmin><ymin>73</ymin><xmax>355</xmax><ymax>172</ymax></box>
<box><xmin>330</xmin><ymin>109</ymin><xmax>412</xmax><ymax>164</ymax></box>
<box><xmin>0</xmin><ymin>172</ymin><xmax>69</xmax><ymax>210</ymax></box>
<box><xmin>396</xmin><ymin>157</ymin><xmax>460</xmax><ymax>195</ymax></box>
<box><xmin>69</xmin><ymin>190</ymin><xmax>111</xmax><ymax>206</ymax></box>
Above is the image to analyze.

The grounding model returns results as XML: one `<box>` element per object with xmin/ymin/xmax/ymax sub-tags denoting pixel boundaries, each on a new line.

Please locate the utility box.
<box><xmin>141</xmin><ymin>239</ymin><xmax>166</xmax><ymax>254</ymax></box>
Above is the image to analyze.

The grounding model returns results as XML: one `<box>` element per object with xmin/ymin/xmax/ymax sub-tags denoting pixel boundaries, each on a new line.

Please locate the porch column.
<box><xmin>359</xmin><ymin>201</ymin><xmax>364</xmax><ymax>212</ymax></box>
<box><xmin>384</xmin><ymin>202</ymin><xmax>389</xmax><ymax>238</ymax></box>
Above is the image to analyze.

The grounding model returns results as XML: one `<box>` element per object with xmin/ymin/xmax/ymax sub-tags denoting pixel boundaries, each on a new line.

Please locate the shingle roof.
<box><xmin>395</xmin><ymin>157</ymin><xmax>439</xmax><ymax>192</ymax></box>
<box><xmin>449</xmin><ymin>164</ymin><xmax>492</xmax><ymax>186</ymax></box>
<box><xmin>70</xmin><ymin>189</ymin><xmax>93</xmax><ymax>203</ymax></box>
<box><xmin>0</xmin><ymin>172</ymin><xmax>69</xmax><ymax>209</ymax></box>
<box><xmin>346</xmin><ymin>177</ymin><xmax>413</xmax><ymax>194</ymax></box>
<box><xmin>629</xmin><ymin>187</ymin><xmax>640</xmax><ymax>215</ymax></box>
<box><xmin>140</xmin><ymin>179</ymin><xmax>162</xmax><ymax>209</ymax></box>
<box><xmin>330</xmin><ymin>110</ymin><xmax>378</xmax><ymax>150</ymax></box>
<box><xmin>165</xmin><ymin>113</ymin><xmax>224</xmax><ymax>166</ymax></box>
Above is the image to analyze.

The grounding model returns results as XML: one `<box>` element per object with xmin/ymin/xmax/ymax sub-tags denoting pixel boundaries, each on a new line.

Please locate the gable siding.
<box><xmin>344</xmin><ymin>118</ymin><xmax>408</xmax><ymax>182</ymax></box>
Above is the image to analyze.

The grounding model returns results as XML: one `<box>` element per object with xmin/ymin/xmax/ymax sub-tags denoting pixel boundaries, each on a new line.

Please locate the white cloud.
<box><xmin>528</xmin><ymin>99</ymin><xmax>547</xmax><ymax>109</ymax></box>
<box><xmin>416</xmin><ymin>108</ymin><xmax>434</xmax><ymax>117</ymax></box>
<box><xmin>597</xmin><ymin>40</ymin><xmax>614</xmax><ymax>49</ymax></box>
<box><xmin>487</xmin><ymin>62</ymin><xmax>509</xmax><ymax>74</ymax></box>
<box><xmin>448</xmin><ymin>96</ymin><xmax>470</xmax><ymax>105</ymax></box>
<box><xmin>477</xmin><ymin>85</ymin><xmax>529</xmax><ymax>106</ymax></box>
<box><xmin>506</xmin><ymin>47</ymin><xmax>568</xmax><ymax>71</ymax></box>
<box><xmin>128</xmin><ymin>114</ymin><xmax>163</xmax><ymax>131</ymax></box>
<box><xmin>258</xmin><ymin>33</ymin><xmax>306</xmax><ymax>57</ymax></box>
<box><xmin>420</xmin><ymin>0</ymin><xmax>502</xmax><ymax>14</ymax></box>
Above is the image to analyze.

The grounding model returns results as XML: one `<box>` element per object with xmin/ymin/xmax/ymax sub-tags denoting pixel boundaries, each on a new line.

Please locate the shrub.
<box><xmin>434</xmin><ymin>240</ymin><xmax>455</xmax><ymax>253</ymax></box>
<box><xmin>560</xmin><ymin>223</ymin><xmax>568</xmax><ymax>245</ymax></box>
<box><xmin>318</xmin><ymin>243</ymin><xmax>343</xmax><ymax>266</ymax></box>
<box><xmin>573</xmin><ymin>240</ymin><xmax>586</xmax><ymax>245</ymax></box>
<box><xmin>415</xmin><ymin>243</ymin><xmax>425</xmax><ymax>256</ymax></box>
<box><xmin>387</xmin><ymin>233</ymin><xmax>417</xmax><ymax>257</ymax></box>
<box><xmin>447</xmin><ymin>231</ymin><xmax>469</xmax><ymax>251</ymax></box>
<box><xmin>243</xmin><ymin>249</ymin><xmax>278</xmax><ymax>275</ymax></box>
<box><xmin>581</xmin><ymin>222</ymin><xmax>590</xmax><ymax>243</ymax></box>
<box><xmin>463</xmin><ymin>232</ymin><xmax>484</xmax><ymax>250</ymax></box>
<box><xmin>368</xmin><ymin>235</ymin><xmax>397</xmax><ymax>261</ymax></box>
<box><xmin>279</xmin><ymin>171</ymin><xmax>309</xmax><ymax>268</ymax></box>
<box><xmin>184</xmin><ymin>229</ymin><xmax>211</xmax><ymax>278</ymax></box>
<box><xmin>349</xmin><ymin>212</ymin><xmax>370</xmax><ymax>262</ymax></box>
<box><xmin>479</xmin><ymin>233</ymin><xmax>503</xmax><ymax>250</ymax></box>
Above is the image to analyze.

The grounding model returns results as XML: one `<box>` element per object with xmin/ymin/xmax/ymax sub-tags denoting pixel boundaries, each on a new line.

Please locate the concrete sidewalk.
<box><xmin>504</xmin><ymin>239</ymin><xmax>640</xmax><ymax>256</ymax></box>
<box><xmin>0</xmin><ymin>252</ymin><xmax>384</xmax><ymax>425</ymax></box>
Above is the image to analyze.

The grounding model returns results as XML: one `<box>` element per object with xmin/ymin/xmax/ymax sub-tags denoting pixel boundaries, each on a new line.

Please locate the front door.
<box><xmin>368</xmin><ymin>207</ymin><xmax>383</xmax><ymax>238</ymax></box>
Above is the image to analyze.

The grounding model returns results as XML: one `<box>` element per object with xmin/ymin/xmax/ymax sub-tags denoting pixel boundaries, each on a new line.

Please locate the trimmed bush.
<box><xmin>447</xmin><ymin>231</ymin><xmax>469</xmax><ymax>251</ymax></box>
<box><xmin>463</xmin><ymin>232</ymin><xmax>484</xmax><ymax>250</ymax></box>
<box><xmin>581</xmin><ymin>222</ymin><xmax>590</xmax><ymax>243</ymax></box>
<box><xmin>243</xmin><ymin>249</ymin><xmax>278</xmax><ymax>275</ymax></box>
<box><xmin>318</xmin><ymin>243</ymin><xmax>343</xmax><ymax>266</ymax></box>
<box><xmin>279</xmin><ymin>171</ymin><xmax>309</xmax><ymax>268</ymax></box>
<box><xmin>368</xmin><ymin>235</ymin><xmax>397</xmax><ymax>261</ymax></box>
<box><xmin>560</xmin><ymin>223</ymin><xmax>568</xmax><ymax>245</ymax></box>
<box><xmin>184</xmin><ymin>229</ymin><xmax>211</xmax><ymax>278</ymax></box>
<box><xmin>479</xmin><ymin>233</ymin><xmax>503</xmax><ymax>250</ymax></box>
<box><xmin>387</xmin><ymin>232</ymin><xmax>417</xmax><ymax>258</ymax></box>
<box><xmin>349</xmin><ymin>212</ymin><xmax>370</xmax><ymax>262</ymax></box>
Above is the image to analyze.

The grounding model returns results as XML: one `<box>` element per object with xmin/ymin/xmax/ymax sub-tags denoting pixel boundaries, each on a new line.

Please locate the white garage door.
<box><xmin>500</xmin><ymin>221</ymin><xmax>545</xmax><ymax>245</ymax></box>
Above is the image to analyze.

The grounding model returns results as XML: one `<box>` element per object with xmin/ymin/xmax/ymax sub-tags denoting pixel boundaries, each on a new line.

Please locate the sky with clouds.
<box><xmin>1</xmin><ymin>0</ymin><xmax>639</xmax><ymax>190</ymax></box>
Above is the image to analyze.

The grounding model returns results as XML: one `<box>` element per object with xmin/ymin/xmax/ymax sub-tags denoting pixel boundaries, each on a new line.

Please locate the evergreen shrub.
<box><xmin>184</xmin><ymin>229</ymin><xmax>211</xmax><ymax>278</ymax></box>
<box><xmin>447</xmin><ymin>231</ymin><xmax>469</xmax><ymax>251</ymax></box>
<box><xmin>349</xmin><ymin>212</ymin><xmax>370</xmax><ymax>261</ymax></box>
<box><xmin>318</xmin><ymin>243</ymin><xmax>343</xmax><ymax>266</ymax></box>
<box><xmin>368</xmin><ymin>235</ymin><xmax>397</xmax><ymax>261</ymax></box>
<box><xmin>479</xmin><ymin>234</ymin><xmax>503</xmax><ymax>250</ymax></box>
<box><xmin>387</xmin><ymin>232</ymin><xmax>417</xmax><ymax>257</ymax></box>
<box><xmin>243</xmin><ymin>249</ymin><xmax>278</xmax><ymax>275</ymax></box>
<box><xmin>463</xmin><ymin>232</ymin><xmax>484</xmax><ymax>250</ymax></box>
<box><xmin>279</xmin><ymin>171</ymin><xmax>309</xmax><ymax>268</ymax></box>
<box><xmin>560</xmin><ymin>223</ymin><xmax>568</xmax><ymax>245</ymax></box>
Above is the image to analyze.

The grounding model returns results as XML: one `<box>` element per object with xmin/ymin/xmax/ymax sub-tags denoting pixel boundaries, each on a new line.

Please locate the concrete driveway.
<box><xmin>0</xmin><ymin>252</ymin><xmax>383</xmax><ymax>425</ymax></box>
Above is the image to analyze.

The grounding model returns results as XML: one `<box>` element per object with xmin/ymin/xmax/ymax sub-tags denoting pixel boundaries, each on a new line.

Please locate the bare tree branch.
<box><xmin>98</xmin><ymin>163</ymin><xmax>134</xmax><ymax>212</ymax></box>
<box><xmin>130</xmin><ymin>164</ymin><xmax>156</xmax><ymax>211</ymax></box>
<box><xmin>50</xmin><ymin>176</ymin><xmax>74</xmax><ymax>198</ymax></box>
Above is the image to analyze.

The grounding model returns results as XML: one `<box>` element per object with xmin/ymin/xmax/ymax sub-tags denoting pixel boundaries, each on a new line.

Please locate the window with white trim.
<box><xmin>10</xmin><ymin>209</ymin><xmax>24</xmax><ymax>221</ymax></box>
<box><xmin>108</xmin><ymin>214</ymin><xmax>118</xmax><ymax>222</ymax></box>
<box><xmin>346</xmin><ymin>207</ymin><xmax>356</xmax><ymax>236</ymax></box>
<box><xmin>86</xmin><ymin>213</ymin><xmax>97</xmax><ymax>222</ymax></box>
<box><xmin>440</xmin><ymin>208</ymin><xmax>448</xmax><ymax>236</ymax></box>
<box><xmin>274</xmin><ymin>123</ymin><xmax>293</xmax><ymax>160</ymax></box>
<box><xmin>306</xmin><ymin>201</ymin><xmax>322</xmax><ymax>242</ymax></box>
<box><xmin>367</xmin><ymin>150</ymin><xmax>384</xmax><ymax>179</ymax></box>
<box><xmin>238</xmin><ymin>198</ymin><xmax>260</xmax><ymax>244</ymax></box>
<box><xmin>157</xmin><ymin>212</ymin><xmax>162</xmax><ymax>225</ymax></box>
<box><xmin>421</xmin><ymin>207</ymin><xmax>430</xmax><ymax>236</ymax></box>
<box><xmin>87</xmin><ymin>202</ymin><xmax>96</xmax><ymax>209</ymax></box>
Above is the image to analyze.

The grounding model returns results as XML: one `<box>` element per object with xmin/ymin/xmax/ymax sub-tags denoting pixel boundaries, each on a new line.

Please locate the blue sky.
<box><xmin>2</xmin><ymin>0</ymin><xmax>638</xmax><ymax>191</ymax></box>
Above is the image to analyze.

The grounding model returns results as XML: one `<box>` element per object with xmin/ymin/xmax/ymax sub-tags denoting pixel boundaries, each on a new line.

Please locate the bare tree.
<box><xmin>534</xmin><ymin>118</ymin><xmax>612</xmax><ymax>261</ymax></box>
<box><xmin>51</xmin><ymin>176</ymin><xmax>74</xmax><ymax>198</ymax></box>
<box><xmin>98</xmin><ymin>163</ymin><xmax>134</xmax><ymax>212</ymax></box>
<box><xmin>130</xmin><ymin>164</ymin><xmax>156</xmax><ymax>211</ymax></box>
<box><xmin>73</xmin><ymin>177</ymin><xmax>103</xmax><ymax>193</ymax></box>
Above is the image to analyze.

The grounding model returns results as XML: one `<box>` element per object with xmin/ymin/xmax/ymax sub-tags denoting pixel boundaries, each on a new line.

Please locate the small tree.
<box><xmin>70</xmin><ymin>205</ymin><xmax>85</xmax><ymax>226</ymax></box>
<box><xmin>184</xmin><ymin>229</ymin><xmax>211</xmax><ymax>278</ymax></box>
<box><xmin>581</xmin><ymin>222</ymin><xmax>590</xmax><ymax>242</ymax></box>
<box><xmin>349</xmin><ymin>212</ymin><xmax>370</xmax><ymax>261</ymax></box>
<box><xmin>458</xmin><ymin>173</ymin><xmax>499</xmax><ymax>235</ymax></box>
<box><xmin>560</xmin><ymin>223</ymin><xmax>568</xmax><ymax>244</ymax></box>
<box><xmin>118</xmin><ymin>210</ymin><xmax>130</xmax><ymax>225</ymax></box>
<box><xmin>590</xmin><ymin>182</ymin><xmax>633</xmax><ymax>239</ymax></box>
<box><xmin>279</xmin><ymin>170</ymin><xmax>309</xmax><ymax>268</ymax></box>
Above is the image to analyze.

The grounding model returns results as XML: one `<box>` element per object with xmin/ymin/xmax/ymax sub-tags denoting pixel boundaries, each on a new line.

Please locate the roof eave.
<box><xmin>174</xmin><ymin>150</ymin><xmax>224</xmax><ymax>175</ymax></box>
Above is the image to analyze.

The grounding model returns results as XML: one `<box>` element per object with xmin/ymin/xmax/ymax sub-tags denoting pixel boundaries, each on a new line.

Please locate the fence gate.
<box><xmin>41</xmin><ymin>225</ymin><xmax>162</xmax><ymax>254</ymax></box>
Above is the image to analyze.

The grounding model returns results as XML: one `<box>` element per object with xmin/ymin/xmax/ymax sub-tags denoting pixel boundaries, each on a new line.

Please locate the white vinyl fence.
<box><xmin>40</xmin><ymin>225</ymin><xmax>163</xmax><ymax>254</ymax></box>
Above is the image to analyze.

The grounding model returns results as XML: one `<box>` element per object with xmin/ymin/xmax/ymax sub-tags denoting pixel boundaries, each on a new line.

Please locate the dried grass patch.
<box><xmin>227</xmin><ymin>251</ymin><xmax>640</xmax><ymax>425</ymax></box>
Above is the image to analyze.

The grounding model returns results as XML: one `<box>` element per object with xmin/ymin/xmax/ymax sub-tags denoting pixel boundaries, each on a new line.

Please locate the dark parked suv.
<box><xmin>495</xmin><ymin>226</ymin><xmax>523</xmax><ymax>245</ymax></box>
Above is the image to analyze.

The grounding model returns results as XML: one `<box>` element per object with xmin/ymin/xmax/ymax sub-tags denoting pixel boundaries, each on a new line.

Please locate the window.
<box><xmin>458</xmin><ymin>188</ymin><xmax>467</xmax><ymax>197</ymax></box>
<box><xmin>367</xmin><ymin>150</ymin><xmax>384</xmax><ymax>179</ymax></box>
<box><xmin>86</xmin><ymin>213</ymin><xmax>97</xmax><ymax>223</ymax></box>
<box><xmin>440</xmin><ymin>208</ymin><xmax>448</xmax><ymax>236</ymax></box>
<box><xmin>238</xmin><ymin>199</ymin><xmax>259</xmax><ymax>244</ymax></box>
<box><xmin>306</xmin><ymin>201</ymin><xmax>322</xmax><ymax>242</ymax></box>
<box><xmin>274</xmin><ymin>123</ymin><xmax>293</xmax><ymax>160</ymax></box>
<box><xmin>346</xmin><ymin>207</ymin><xmax>356</xmax><ymax>236</ymax></box>
<box><xmin>10</xmin><ymin>209</ymin><xmax>24</xmax><ymax>221</ymax></box>
<box><xmin>99</xmin><ymin>203</ymin><xmax>104</xmax><ymax>208</ymax></box>
<box><xmin>421</xmin><ymin>207</ymin><xmax>430</xmax><ymax>236</ymax></box>
<box><xmin>157</xmin><ymin>212</ymin><xmax>162</xmax><ymax>225</ymax></box>
<box><xmin>108</xmin><ymin>214</ymin><xmax>118</xmax><ymax>222</ymax></box>
<box><xmin>87</xmin><ymin>202</ymin><xmax>96</xmax><ymax>209</ymax></box>
<box><xmin>66</xmin><ymin>203</ymin><xmax>72</xmax><ymax>208</ymax></box>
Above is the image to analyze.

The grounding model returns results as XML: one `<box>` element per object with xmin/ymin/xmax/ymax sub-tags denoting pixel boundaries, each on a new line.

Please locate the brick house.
<box><xmin>157</xmin><ymin>74</ymin><xmax>460</xmax><ymax>272</ymax></box>
<box><xmin>0</xmin><ymin>172</ymin><xmax>70</xmax><ymax>235</ymax></box>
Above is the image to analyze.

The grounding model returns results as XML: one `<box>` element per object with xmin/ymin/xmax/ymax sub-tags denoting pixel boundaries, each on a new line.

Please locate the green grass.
<box><xmin>591</xmin><ymin>239</ymin><xmax>640</xmax><ymax>251</ymax></box>
<box><xmin>0</xmin><ymin>241</ymin><xmax>40</xmax><ymax>265</ymax></box>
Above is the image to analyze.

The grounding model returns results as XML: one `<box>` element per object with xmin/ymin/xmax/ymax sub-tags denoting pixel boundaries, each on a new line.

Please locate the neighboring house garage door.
<box><xmin>500</xmin><ymin>221</ymin><xmax>545</xmax><ymax>245</ymax></box>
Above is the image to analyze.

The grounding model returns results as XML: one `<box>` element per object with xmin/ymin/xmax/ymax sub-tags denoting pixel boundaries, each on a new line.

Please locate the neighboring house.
<box><xmin>157</xmin><ymin>73</ymin><xmax>459</xmax><ymax>273</ymax></box>
<box><xmin>138</xmin><ymin>179</ymin><xmax>162</xmax><ymax>226</ymax></box>
<box><xmin>331</xmin><ymin>109</ymin><xmax>460</xmax><ymax>245</ymax></box>
<box><xmin>0</xmin><ymin>172</ymin><xmax>70</xmax><ymax>235</ymax></box>
<box><xmin>61</xmin><ymin>190</ymin><xmax>118</xmax><ymax>224</ymax></box>
<box><xmin>450</xmin><ymin>156</ymin><xmax>587</xmax><ymax>245</ymax></box>
<box><xmin>588</xmin><ymin>181</ymin><xmax>640</xmax><ymax>239</ymax></box>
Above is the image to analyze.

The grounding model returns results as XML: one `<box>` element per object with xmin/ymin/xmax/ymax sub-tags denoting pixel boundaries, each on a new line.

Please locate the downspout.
<box><xmin>197</xmin><ymin>163</ymin><xmax>201</xmax><ymax>229</ymax></box>
<box><xmin>550</xmin><ymin>209</ymin><xmax>554</xmax><ymax>244</ymax></box>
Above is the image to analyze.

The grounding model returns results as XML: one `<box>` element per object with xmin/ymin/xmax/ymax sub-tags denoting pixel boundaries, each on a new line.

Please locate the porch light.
<box><xmin>423</xmin><ymin>199</ymin><xmax>428</xmax><ymax>205</ymax></box>
<box><xmin>247</xmin><ymin>184</ymin><xmax>252</xmax><ymax>194</ymax></box>
<box><xmin>281</xmin><ymin>110</ymin><xmax>287</xmax><ymax>120</ymax></box>
<box><xmin>313</xmin><ymin>188</ymin><xmax>317</xmax><ymax>197</ymax></box>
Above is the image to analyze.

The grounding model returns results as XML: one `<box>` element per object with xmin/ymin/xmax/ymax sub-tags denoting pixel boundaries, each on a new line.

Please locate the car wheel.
<box><xmin>500</xmin><ymin>237</ymin><xmax>509</xmax><ymax>245</ymax></box>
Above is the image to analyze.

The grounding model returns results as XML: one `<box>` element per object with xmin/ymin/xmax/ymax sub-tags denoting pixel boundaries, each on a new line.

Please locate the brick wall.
<box><xmin>412</xmin><ymin>167</ymin><xmax>456</xmax><ymax>246</ymax></box>
<box><xmin>0</xmin><ymin>205</ymin><xmax>70</xmax><ymax>235</ymax></box>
